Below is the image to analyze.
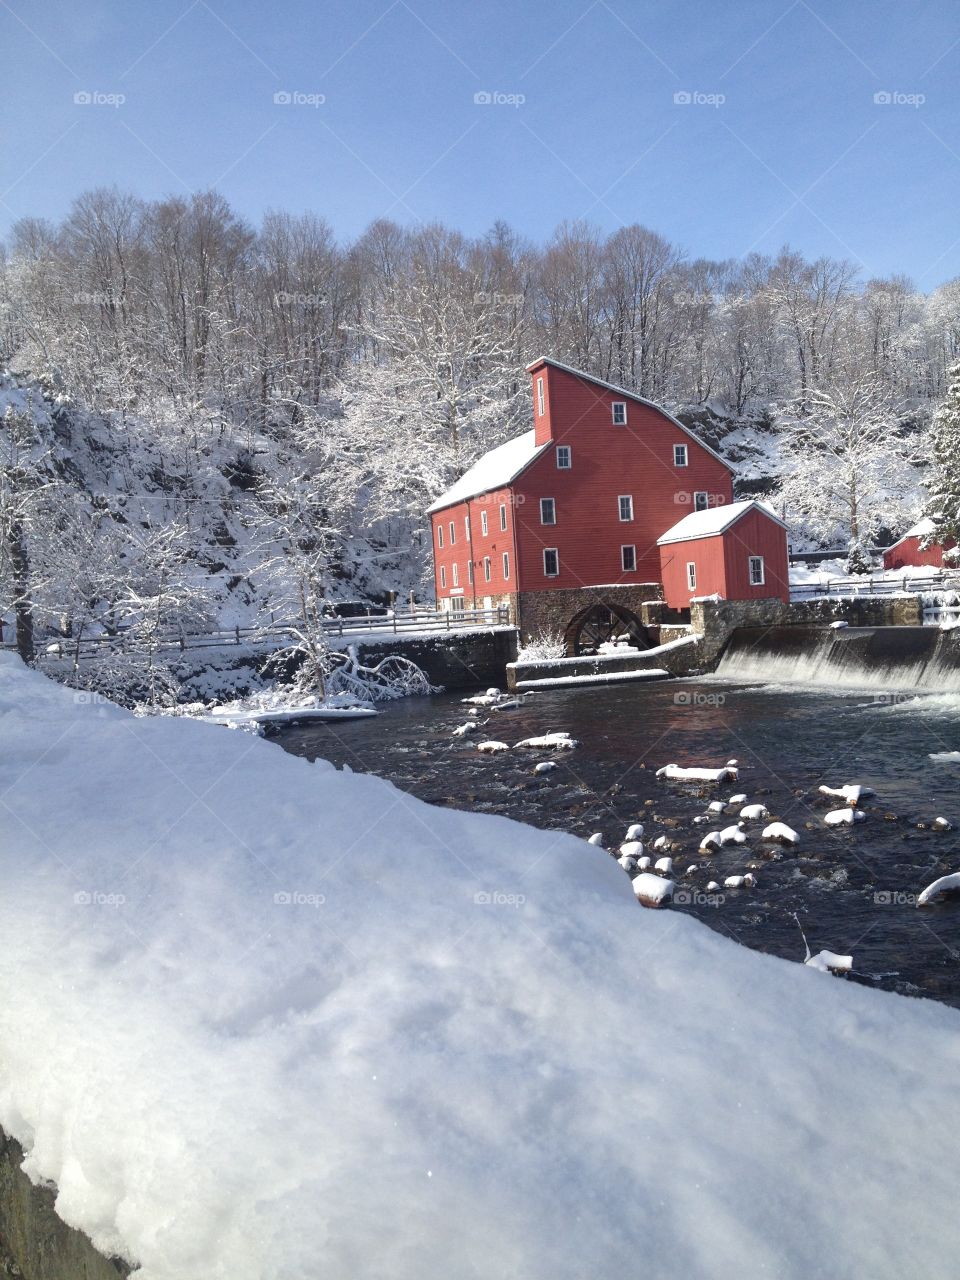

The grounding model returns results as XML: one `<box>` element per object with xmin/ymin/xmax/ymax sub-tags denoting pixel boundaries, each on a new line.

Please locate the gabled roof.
<box><xmin>426</xmin><ymin>430</ymin><xmax>550</xmax><ymax>514</ymax></box>
<box><xmin>525</xmin><ymin>356</ymin><xmax>734</xmax><ymax>473</ymax></box>
<box><xmin>657</xmin><ymin>499</ymin><xmax>787</xmax><ymax>546</ymax></box>
<box><xmin>887</xmin><ymin>516</ymin><xmax>936</xmax><ymax>549</ymax></box>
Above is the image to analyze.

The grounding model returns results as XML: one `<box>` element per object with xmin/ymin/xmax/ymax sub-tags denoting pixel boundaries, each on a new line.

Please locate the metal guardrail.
<box><xmin>790</xmin><ymin>573</ymin><xmax>959</xmax><ymax>600</ymax></box>
<box><xmin>17</xmin><ymin>606</ymin><xmax>512</xmax><ymax>660</ymax></box>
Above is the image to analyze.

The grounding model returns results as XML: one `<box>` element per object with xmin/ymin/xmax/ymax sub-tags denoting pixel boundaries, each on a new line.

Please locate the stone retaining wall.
<box><xmin>691</xmin><ymin>595</ymin><xmax>924</xmax><ymax>668</ymax></box>
<box><xmin>0</xmin><ymin>1129</ymin><xmax>130</xmax><ymax>1279</ymax></box>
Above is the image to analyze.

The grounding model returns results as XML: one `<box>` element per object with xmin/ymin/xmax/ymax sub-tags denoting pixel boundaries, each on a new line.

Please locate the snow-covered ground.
<box><xmin>3</xmin><ymin>653</ymin><xmax>960</xmax><ymax>1278</ymax></box>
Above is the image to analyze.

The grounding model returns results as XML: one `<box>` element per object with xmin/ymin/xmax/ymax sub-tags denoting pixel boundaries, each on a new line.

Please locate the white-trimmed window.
<box><xmin>451</xmin><ymin>596</ymin><xmax>465</xmax><ymax>614</ymax></box>
<box><xmin>543</xmin><ymin>547</ymin><xmax>559</xmax><ymax>578</ymax></box>
<box><xmin>499</xmin><ymin>503</ymin><xmax>507</xmax><ymax>532</ymax></box>
<box><xmin>465</xmin><ymin>514</ymin><xmax>470</xmax><ymax>539</ymax></box>
<box><xmin>437</xmin><ymin>523</ymin><xmax>444</xmax><ymax>548</ymax></box>
<box><xmin>618</xmin><ymin>494</ymin><xmax>634</xmax><ymax>522</ymax></box>
<box><xmin>612</xmin><ymin>401</ymin><xmax>627</xmax><ymax>425</ymax></box>
<box><xmin>749</xmin><ymin>555</ymin><xmax>765</xmax><ymax>586</ymax></box>
<box><xmin>439</xmin><ymin>565</ymin><xmax>446</xmax><ymax>588</ymax></box>
<box><xmin>686</xmin><ymin>562</ymin><xmax>697</xmax><ymax>591</ymax></box>
<box><xmin>674</xmin><ymin>443</ymin><xmax>689</xmax><ymax>467</ymax></box>
<box><xmin>502</xmin><ymin>552</ymin><xmax>510</xmax><ymax>581</ymax></box>
<box><xmin>449</xmin><ymin>520</ymin><xmax>456</xmax><ymax>545</ymax></box>
<box><xmin>556</xmin><ymin>445</ymin><xmax>572</xmax><ymax>469</ymax></box>
<box><xmin>467</xmin><ymin>559</ymin><xmax>474</xmax><ymax>584</ymax></box>
<box><xmin>621</xmin><ymin>544</ymin><xmax>637</xmax><ymax>572</ymax></box>
<box><xmin>540</xmin><ymin>497</ymin><xmax>556</xmax><ymax>525</ymax></box>
<box><xmin>452</xmin><ymin>562</ymin><xmax>459</xmax><ymax>587</ymax></box>
<box><xmin>483</xmin><ymin>556</ymin><xmax>492</xmax><ymax>583</ymax></box>
<box><xmin>694</xmin><ymin>491</ymin><xmax>709</xmax><ymax>511</ymax></box>
<box><xmin>481</xmin><ymin>510</ymin><xmax>488</xmax><ymax>536</ymax></box>
<box><xmin>536</xmin><ymin>376</ymin><xmax>545</xmax><ymax>416</ymax></box>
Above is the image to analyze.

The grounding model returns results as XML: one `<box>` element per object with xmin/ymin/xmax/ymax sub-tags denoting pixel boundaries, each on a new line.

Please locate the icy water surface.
<box><xmin>275</xmin><ymin>678</ymin><xmax>960</xmax><ymax>1008</ymax></box>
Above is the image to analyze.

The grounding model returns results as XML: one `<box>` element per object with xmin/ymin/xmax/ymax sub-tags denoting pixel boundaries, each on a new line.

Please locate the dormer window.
<box><xmin>612</xmin><ymin>401</ymin><xmax>627</xmax><ymax>425</ymax></box>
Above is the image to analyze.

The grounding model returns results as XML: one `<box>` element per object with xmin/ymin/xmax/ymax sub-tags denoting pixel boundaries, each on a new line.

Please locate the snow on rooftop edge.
<box><xmin>2</xmin><ymin>653</ymin><xmax>960</xmax><ymax>1278</ymax></box>
<box><xmin>888</xmin><ymin>515</ymin><xmax>937</xmax><ymax>547</ymax></box>
<box><xmin>426</xmin><ymin>430</ymin><xmax>548</xmax><ymax>513</ymax></box>
<box><xmin>657</xmin><ymin>498</ymin><xmax>785</xmax><ymax>545</ymax></box>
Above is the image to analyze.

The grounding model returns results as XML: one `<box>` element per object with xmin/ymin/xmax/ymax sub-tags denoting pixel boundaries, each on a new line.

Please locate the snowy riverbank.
<box><xmin>2</xmin><ymin>652</ymin><xmax>960</xmax><ymax>1278</ymax></box>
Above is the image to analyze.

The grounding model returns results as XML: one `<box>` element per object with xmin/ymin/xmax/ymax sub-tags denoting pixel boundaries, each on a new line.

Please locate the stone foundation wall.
<box><xmin>516</xmin><ymin>584</ymin><xmax>662</xmax><ymax>646</ymax></box>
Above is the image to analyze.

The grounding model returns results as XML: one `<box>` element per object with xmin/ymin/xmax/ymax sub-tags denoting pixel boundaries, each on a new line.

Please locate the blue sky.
<box><xmin>2</xmin><ymin>0</ymin><xmax>958</xmax><ymax>285</ymax></box>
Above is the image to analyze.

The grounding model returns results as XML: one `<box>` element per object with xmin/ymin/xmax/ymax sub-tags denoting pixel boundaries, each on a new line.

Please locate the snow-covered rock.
<box><xmin>739</xmin><ymin>804</ymin><xmax>769</xmax><ymax>821</ymax></box>
<box><xmin>619</xmin><ymin>841</ymin><xmax>645</xmax><ymax>860</ymax></box>
<box><xmin>631</xmin><ymin>872</ymin><xmax>674</xmax><ymax>908</ymax></box>
<box><xmin>806</xmin><ymin>950</ymin><xmax>853</xmax><ymax>973</ymax></box>
<box><xmin>707</xmin><ymin>800</ymin><xmax>727</xmax><ymax>814</ymax></box>
<box><xmin>728</xmin><ymin>793</ymin><xmax>748</xmax><ymax>806</ymax></box>
<box><xmin>762</xmin><ymin>822</ymin><xmax>800</xmax><ymax>845</ymax></box>
<box><xmin>819</xmin><ymin>783</ymin><xmax>874</xmax><ymax>805</ymax></box>
<box><xmin>825</xmin><ymin>808</ymin><xmax>867</xmax><ymax>826</ymax></box>
<box><xmin>625</xmin><ymin>823</ymin><xmax>645</xmax><ymax>841</ymax></box>
<box><xmin>654</xmin><ymin>856</ymin><xmax>674</xmax><ymax>875</ymax></box>
<box><xmin>917</xmin><ymin>873</ymin><xmax>960</xmax><ymax>907</ymax></box>
<box><xmin>724</xmin><ymin>874</ymin><xmax>756</xmax><ymax>890</ymax></box>
<box><xmin>452</xmin><ymin>721</ymin><xmax>478</xmax><ymax>737</ymax></box>
<box><xmin>477</xmin><ymin>740</ymin><xmax>511</xmax><ymax>754</ymax></box>
<box><xmin>515</xmin><ymin>732</ymin><xmax>579</xmax><ymax>750</ymax></box>
<box><xmin>534</xmin><ymin>761</ymin><xmax>558</xmax><ymax>775</ymax></box>
<box><xmin>656</xmin><ymin>763</ymin><xmax>738</xmax><ymax>784</ymax></box>
<box><xmin>933</xmin><ymin>816</ymin><xmax>954</xmax><ymax>831</ymax></box>
<box><xmin>699</xmin><ymin>831</ymin><xmax>723</xmax><ymax>851</ymax></box>
<box><xmin>719</xmin><ymin>824</ymin><xmax>748</xmax><ymax>846</ymax></box>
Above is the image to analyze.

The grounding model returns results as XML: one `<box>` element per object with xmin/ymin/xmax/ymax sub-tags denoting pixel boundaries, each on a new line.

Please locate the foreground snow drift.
<box><xmin>2</xmin><ymin>655</ymin><xmax>960</xmax><ymax>1279</ymax></box>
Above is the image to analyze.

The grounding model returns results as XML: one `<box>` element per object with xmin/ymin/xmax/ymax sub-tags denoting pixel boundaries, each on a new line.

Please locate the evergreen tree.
<box><xmin>925</xmin><ymin>361</ymin><xmax>960</xmax><ymax>561</ymax></box>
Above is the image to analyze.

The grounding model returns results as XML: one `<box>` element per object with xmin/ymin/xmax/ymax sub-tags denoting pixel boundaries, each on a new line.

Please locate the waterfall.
<box><xmin>716</xmin><ymin>625</ymin><xmax>960</xmax><ymax>692</ymax></box>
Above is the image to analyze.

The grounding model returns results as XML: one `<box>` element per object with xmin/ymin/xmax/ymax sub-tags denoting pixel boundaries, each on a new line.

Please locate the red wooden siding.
<box><xmin>659</xmin><ymin>507</ymin><xmax>790</xmax><ymax>609</ymax></box>
<box><xmin>431</xmin><ymin>490</ymin><xmax>517</xmax><ymax>604</ymax></box>
<box><xmin>512</xmin><ymin>363</ymin><xmax>733</xmax><ymax>591</ymax></box>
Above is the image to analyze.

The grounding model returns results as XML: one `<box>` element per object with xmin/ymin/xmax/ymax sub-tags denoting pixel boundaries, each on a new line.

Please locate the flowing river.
<box><xmin>275</xmin><ymin>670</ymin><xmax>960</xmax><ymax>1009</ymax></box>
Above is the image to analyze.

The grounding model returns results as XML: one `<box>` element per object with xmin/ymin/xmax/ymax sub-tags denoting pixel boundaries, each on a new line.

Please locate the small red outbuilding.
<box><xmin>882</xmin><ymin>518</ymin><xmax>955</xmax><ymax>571</ymax></box>
<box><xmin>657</xmin><ymin>499</ymin><xmax>790</xmax><ymax>610</ymax></box>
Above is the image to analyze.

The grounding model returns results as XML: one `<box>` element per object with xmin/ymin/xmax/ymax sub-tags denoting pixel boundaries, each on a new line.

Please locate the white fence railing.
<box><xmin>790</xmin><ymin>573</ymin><xmax>960</xmax><ymax>600</ymax></box>
<box><xmin>6</xmin><ymin>606</ymin><xmax>513</xmax><ymax>661</ymax></box>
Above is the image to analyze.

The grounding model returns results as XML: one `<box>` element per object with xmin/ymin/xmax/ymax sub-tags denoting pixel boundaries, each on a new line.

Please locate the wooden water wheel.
<box><xmin>568</xmin><ymin>603</ymin><xmax>647</xmax><ymax>656</ymax></box>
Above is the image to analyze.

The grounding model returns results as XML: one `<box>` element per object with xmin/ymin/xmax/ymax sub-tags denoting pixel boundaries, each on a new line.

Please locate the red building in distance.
<box><xmin>882</xmin><ymin>518</ymin><xmax>956</xmax><ymax>571</ymax></box>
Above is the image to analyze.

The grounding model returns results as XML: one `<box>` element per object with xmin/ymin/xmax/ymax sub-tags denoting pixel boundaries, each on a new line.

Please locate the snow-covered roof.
<box><xmin>525</xmin><ymin>357</ymin><xmax>734</xmax><ymax>473</ymax></box>
<box><xmin>887</xmin><ymin>516</ymin><xmax>936</xmax><ymax>548</ymax></box>
<box><xmin>426</xmin><ymin>430</ymin><xmax>549</xmax><ymax>514</ymax></box>
<box><xmin>657</xmin><ymin>499</ymin><xmax>787</xmax><ymax>546</ymax></box>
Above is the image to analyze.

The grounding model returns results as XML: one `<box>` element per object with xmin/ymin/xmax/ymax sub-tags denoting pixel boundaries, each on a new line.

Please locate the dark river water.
<box><xmin>274</xmin><ymin>677</ymin><xmax>960</xmax><ymax>1008</ymax></box>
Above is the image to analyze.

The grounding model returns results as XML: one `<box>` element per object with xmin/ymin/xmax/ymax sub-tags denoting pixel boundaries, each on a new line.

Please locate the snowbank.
<box><xmin>3</xmin><ymin>654</ymin><xmax>960</xmax><ymax>1278</ymax></box>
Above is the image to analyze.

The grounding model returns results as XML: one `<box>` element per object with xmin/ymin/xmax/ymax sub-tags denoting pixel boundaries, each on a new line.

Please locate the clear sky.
<box><xmin>2</xmin><ymin>0</ymin><xmax>958</xmax><ymax>285</ymax></box>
